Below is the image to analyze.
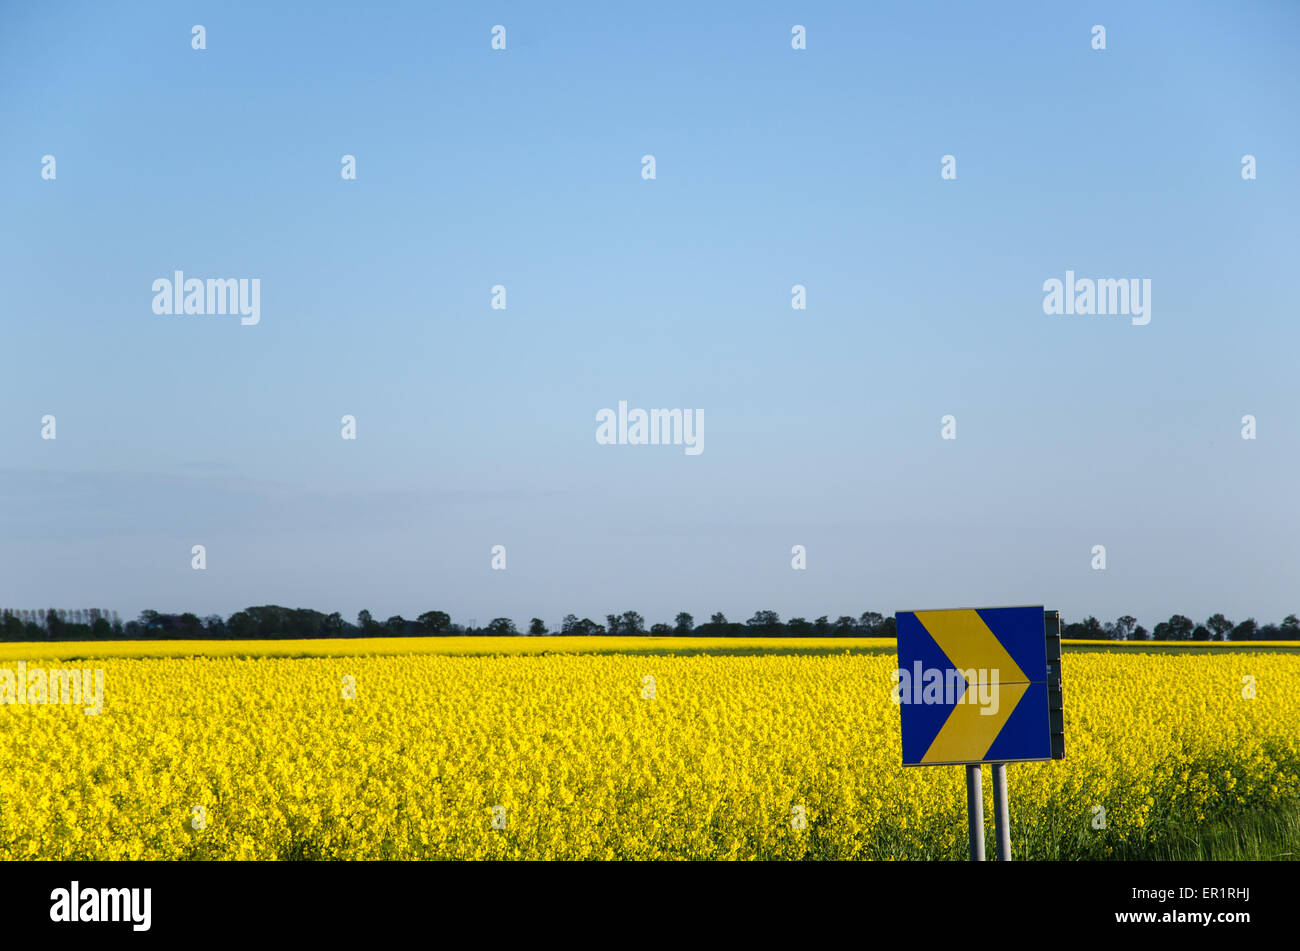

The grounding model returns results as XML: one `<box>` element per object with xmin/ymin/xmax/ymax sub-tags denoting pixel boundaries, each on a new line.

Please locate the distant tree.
<box><xmin>1166</xmin><ymin>615</ymin><xmax>1195</xmax><ymax>641</ymax></box>
<box><xmin>4</xmin><ymin>613</ymin><xmax>27</xmax><ymax>640</ymax></box>
<box><xmin>227</xmin><ymin>611</ymin><xmax>257</xmax><ymax>638</ymax></box>
<box><xmin>696</xmin><ymin>613</ymin><xmax>728</xmax><ymax>634</ymax></box>
<box><xmin>702</xmin><ymin>612</ymin><xmax>751</xmax><ymax>636</ymax></box>
<box><xmin>858</xmin><ymin>612</ymin><xmax>885</xmax><ymax>635</ymax></box>
<box><xmin>1206</xmin><ymin>614</ymin><xmax>1233</xmax><ymax>641</ymax></box>
<box><xmin>417</xmin><ymin>611</ymin><xmax>451</xmax><ymax>635</ymax></box>
<box><xmin>1229</xmin><ymin>618</ymin><xmax>1256</xmax><ymax>641</ymax></box>
<box><xmin>50</xmin><ymin>599</ymin><xmax>1298</xmax><ymax>646</ymax></box>
<box><xmin>692</xmin><ymin>613</ymin><xmax>724</xmax><ymax>636</ymax></box>
<box><xmin>215</xmin><ymin>605</ymin><xmax>326</xmax><ymax>638</ymax></box>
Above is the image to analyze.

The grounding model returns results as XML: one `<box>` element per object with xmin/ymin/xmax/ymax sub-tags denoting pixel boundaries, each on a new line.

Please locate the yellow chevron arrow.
<box><xmin>914</xmin><ymin>609</ymin><xmax>1029</xmax><ymax>764</ymax></box>
<box><xmin>914</xmin><ymin>609</ymin><xmax>1028</xmax><ymax>683</ymax></box>
<box><xmin>921</xmin><ymin>680</ymin><xmax>1029</xmax><ymax>764</ymax></box>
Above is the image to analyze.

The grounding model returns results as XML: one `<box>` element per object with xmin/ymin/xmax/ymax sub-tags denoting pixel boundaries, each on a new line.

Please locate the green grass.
<box><xmin>1119</xmin><ymin>805</ymin><xmax>1300</xmax><ymax>861</ymax></box>
<box><xmin>0</xmin><ymin>635</ymin><xmax>899</xmax><ymax>663</ymax></box>
<box><xmin>1064</xmin><ymin>641</ymin><xmax>1300</xmax><ymax>654</ymax></box>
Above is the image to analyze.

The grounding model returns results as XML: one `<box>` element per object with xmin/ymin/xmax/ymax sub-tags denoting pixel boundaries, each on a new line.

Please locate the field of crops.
<box><xmin>1</xmin><ymin>639</ymin><xmax>1296</xmax><ymax>859</ymax></box>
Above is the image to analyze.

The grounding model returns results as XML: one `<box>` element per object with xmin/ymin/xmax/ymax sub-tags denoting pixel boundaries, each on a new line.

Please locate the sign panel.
<box><xmin>895</xmin><ymin>606</ymin><xmax>1052</xmax><ymax>766</ymax></box>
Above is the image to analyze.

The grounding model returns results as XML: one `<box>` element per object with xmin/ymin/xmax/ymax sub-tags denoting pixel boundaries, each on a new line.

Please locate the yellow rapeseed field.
<box><xmin>0</xmin><ymin>641</ymin><xmax>1296</xmax><ymax>859</ymax></box>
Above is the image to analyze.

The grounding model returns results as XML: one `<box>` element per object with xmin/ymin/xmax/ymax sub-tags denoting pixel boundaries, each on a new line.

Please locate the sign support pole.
<box><xmin>991</xmin><ymin>762</ymin><xmax>1011</xmax><ymax>861</ymax></box>
<box><xmin>965</xmin><ymin>764</ymin><xmax>984</xmax><ymax>861</ymax></box>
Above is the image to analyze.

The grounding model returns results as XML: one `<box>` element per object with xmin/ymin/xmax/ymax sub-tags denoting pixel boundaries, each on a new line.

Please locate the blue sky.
<box><xmin>1</xmin><ymin>1</ymin><xmax>1297</xmax><ymax>630</ymax></box>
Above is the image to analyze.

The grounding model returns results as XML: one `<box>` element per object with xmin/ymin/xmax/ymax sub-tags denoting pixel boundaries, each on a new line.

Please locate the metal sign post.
<box><xmin>965</xmin><ymin>765</ymin><xmax>985</xmax><ymax>861</ymax></box>
<box><xmin>991</xmin><ymin>762</ymin><xmax>1011</xmax><ymax>860</ymax></box>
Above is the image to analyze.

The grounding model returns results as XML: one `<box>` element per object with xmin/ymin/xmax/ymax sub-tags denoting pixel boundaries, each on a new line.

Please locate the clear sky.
<box><xmin>2</xmin><ymin>1</ymin><xmax>1297</xmax><ymax>631</ymax></box>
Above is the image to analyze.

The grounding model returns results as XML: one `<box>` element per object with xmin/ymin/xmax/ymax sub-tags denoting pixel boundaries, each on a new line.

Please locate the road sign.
<box><xmin>895</xmin><ymin>606</ymin><xmax>1055</xmax><ymax>766</ymax></box>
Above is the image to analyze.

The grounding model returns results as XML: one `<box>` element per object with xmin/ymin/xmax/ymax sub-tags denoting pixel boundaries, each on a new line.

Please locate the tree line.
<box><xmin>2</xmin><ymin>606</ymin><xmax>1298</xmax><ymax>642</ymax></box>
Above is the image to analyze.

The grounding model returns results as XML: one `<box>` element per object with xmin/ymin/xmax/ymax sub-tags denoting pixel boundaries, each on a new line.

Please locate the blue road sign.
<box><xmin>895</xmin><ymin>606</ymin><xmax>1051</xmax><ymax>766</ymax></box>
